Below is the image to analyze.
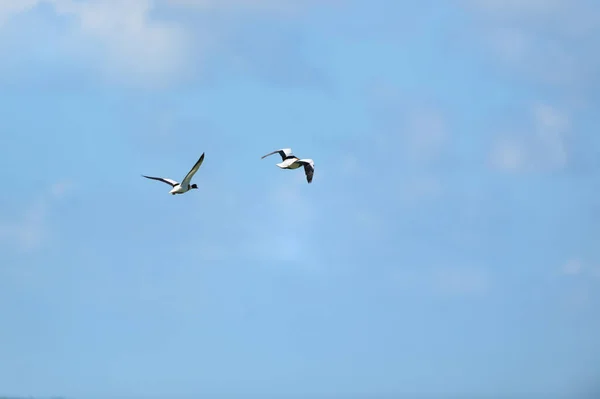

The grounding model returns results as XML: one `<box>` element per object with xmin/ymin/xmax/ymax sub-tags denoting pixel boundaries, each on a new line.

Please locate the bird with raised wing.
<box><xmin>297</xmin><ymin>159</ymin><xmax>315</xmax><ymax>183</ymax></box>
<box><xmin>261</xmin><ymin>148</ymin><xmax>315</xmax><ymax>183</ymax></box>
<box><xmin>142</xmin><ymin>153</ymin><xmax>205</xmax><ymax>195</ymax></box>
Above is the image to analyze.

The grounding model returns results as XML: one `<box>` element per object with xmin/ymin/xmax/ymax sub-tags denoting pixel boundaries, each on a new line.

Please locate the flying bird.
<box><xmin>261</xmin><ymin>148</ymin><xmax>315</xmax><ymax>183</ymax></box>
<box><xmin>142</xmin><ymin>153</ymin><xmax>205</xmax><ymax>195</ymax></box>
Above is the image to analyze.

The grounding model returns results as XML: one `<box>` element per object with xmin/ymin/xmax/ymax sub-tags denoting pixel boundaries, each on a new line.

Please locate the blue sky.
<box><xmin>1</xmin><ymin>0</ymin><xmax>599</xmax><ymax>397</ymax></box>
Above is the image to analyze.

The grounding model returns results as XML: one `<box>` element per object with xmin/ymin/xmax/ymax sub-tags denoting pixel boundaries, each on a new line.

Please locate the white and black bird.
<box><xmin>261</xmin><ymin>148</ymin><xmax>315</xmax><ymax>183</ymax></box>
<box><xmin>142</xmin><ymin>153</ymin><xmax>205</xmax><ymax>195</ymax></box>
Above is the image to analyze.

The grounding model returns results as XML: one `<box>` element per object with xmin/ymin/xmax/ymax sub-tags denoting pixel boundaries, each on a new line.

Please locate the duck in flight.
<box><xmin>261</xmin><ymin>148</ymin><xmax>315</xmax><ymax>183</ymax></box>
<box><xmin>142</xmin><ymin>153</ymin><xmax>205</xmax><ymax>195</ymax></box>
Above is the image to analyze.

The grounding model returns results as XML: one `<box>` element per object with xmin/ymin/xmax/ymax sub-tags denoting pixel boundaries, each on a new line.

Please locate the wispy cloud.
<box><xmin>167</xmin><ymin>0</ymin><xmax>340</xmax><ymax>14</ymax></box>
<box><xmin>399</xmin><ymin>107</ymin><xmax>448</xmax><ymax>166</ymax></box>
<box><xmin>242</xmin><ymin>173</ymin><xmax>318</xmax><ymax>270</ymax></box>
<box><xmin>0</xmin><ymin>0</ymin><xmax>189</xmax><ymax>87</ymax></box>
<box><xmin>0</xmin><ymin>198</ymin><xmax>46</xmax><ymax>252</ymax></box>
<box><xmin>398</xmin><ymin>175</ymin><xmax>443</xmax><ymax>205</ymax></box>
<box><xmin>0</xmin><ymin>0</ymin><xmax>40</xmax><ymax>25</ymax></box>
<box><xmin>463</xmin><ymin>0</ymin><xmax>600</xmax><ymax>93</ymax></box>
<box><xmin>0</xmin><ymin>180</ymin><xmax>71</xmax><ymax>253</ymax></box>
<box><xmin>365</xmin><ymin>81</ymin><xmax>450</xmax><ymax>166</ymax></box>
<box><xmin>561</xmin><ymin>258</ymin><xmax>600</xmax><ymax>280</ymax></box>
<box><xmin>555</xmin><ymin>258</ymin><xmax>599</xmax><ymax>311</ymax></box>
<box><xmin>364</xmin><ymin>81</ymin><xmax>449</xmax><ymax>205</ymax></box>
<box><xmin>0</xmin><ymin>0</ymin><xmax>338</xmax><ymax>88</ymax></box>
<box><xmin>489</xmin><ymin>103</ymin><xmax>570</xmax><ymax>172</ymax></box>
<box><xmin>182</xmin><ymin>170</ymin><xmax>319</xmax><ymax>269</ymax></box>
<box><xmin>432</xmin><ymin>266</ymin><xmax>490</xmax><ymax>297</ymax></box>
<box><xmin>562</xmin><ymin>258</ymin><xmax>583</xmax><ymax>275</ymax></box>
<box><xmin>394</xmin><ymin>265</ymin><xmax>491</xmax><ymax>298</ymax></box>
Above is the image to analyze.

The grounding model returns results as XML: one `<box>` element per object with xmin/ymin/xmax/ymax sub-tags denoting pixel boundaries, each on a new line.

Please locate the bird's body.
<box><xmin>262</xmin><ymin>148</ymin><xmax>315</xmax><ymax>183</ymax></box>
<box><xmin>142</xmin><ymin>153</ymin><xmax>205</xmax><ymax>195</ymax></box>
<box><xmin>169</xmin><ymin>184</ymin><xmax>193</xmax><ymax>195</ymax></box>
<box><xmin>276</xmin><ymin>157</ymin><xmax>302</xmax><ymax>169</ymax></box>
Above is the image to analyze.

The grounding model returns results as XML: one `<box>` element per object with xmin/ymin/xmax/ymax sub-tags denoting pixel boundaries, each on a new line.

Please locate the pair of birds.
<box><xmin>142</xmin><ymin>148</ymin><xmax>315</xmax><ymax>195</ymax></box>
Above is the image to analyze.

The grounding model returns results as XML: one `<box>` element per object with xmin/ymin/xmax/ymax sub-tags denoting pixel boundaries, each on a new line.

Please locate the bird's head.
<box><xmin>191</xmin><ymin>184</ymin><xmax>198</xmax><ymax>189</ymax></box>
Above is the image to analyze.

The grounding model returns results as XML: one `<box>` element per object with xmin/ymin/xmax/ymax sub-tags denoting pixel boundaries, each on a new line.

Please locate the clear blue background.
<box><xmin>1</xmin><ymin>1</ymin><xmax>599</xmax><ymax>397</ymax></box>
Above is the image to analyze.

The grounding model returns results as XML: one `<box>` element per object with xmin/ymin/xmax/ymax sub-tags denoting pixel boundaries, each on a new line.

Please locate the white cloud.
<box><xmin>0</xmin><ymin>199</ymin><xmax>46</xmax><ymax>252</ymax></box>
<box><xmin>489</xmin><ymin>103</ymin><xmax>570</xmax><ymax>172</ymax></box>
<box><xmin>0</xmin><ymin>0</ymin><xmax>40</xmax><ymax>25</ymax></box>
<box><xmin>365</xmin><ymin>80</ymin><xmax>452</xmax><ymax>205</ymax></box>
<box><xmin>556</xmin><ymin>258</ymin><xmax>599</xmax><ymax>310</ymax></box>
<box><xmin>0</xmin><ymin>180</ymin><xmax>71</xmax><ymax>253</ymax></box>
<box><xmin>0</xmin><ymin>0</ymin><xmax>190</xmax><ymax>87</ymax></box>
<box><xmin>364</xmin><ymin>81</ymin><xmax>449</xmax><ymax>206</ymax></box>
<box><xmin>562</xmin><ymin>258</ymin><xmax>583</xmax><ymax>275</ymax></box>
<box><xmin>65</xmin><ymin>0</ymin><xmax>188</xmax><ymax>87</ymax></box>
<box><xmin>365</xmin><ymin>81</ymin><xmax>449</xmax><ymax>167</ymax></box>
<box><xmin>560</xmin><ymin>258</ymin><xmax>600</xmax><ymax>280</ymax></box>
<box><xmin>50</xmin><ymin>180</ymin><xmax>72</xmax><ymax>199</ymax></box>
<box><xmin>466</xmin><ymin>0</ymin><xmax>567</xmax><ymax>15</ymax></box>
<box><xmin>489</xmin><ymin>138</ymin><xmax>526</xmax><ymax>172</ymax></box>
<box><xmin>0</xmin><ymin>0</ymin><xmax>337</xmax><ymax>88</ymax></box>
<box><xmin>463</xmin><ymin>0</ymin><xmax>600</xmax><ymax>92</ymax></box>
<box><xmin>167</xmin><ymin>0</ymin><xmax>338</xmax><ymax>14</ymax></box>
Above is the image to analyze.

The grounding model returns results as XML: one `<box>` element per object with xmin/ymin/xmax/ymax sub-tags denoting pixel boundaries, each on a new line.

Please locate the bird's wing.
<box><xmin>142</xmin><ymin>175</ymin><xmax>179</xmax><ymax>187</ymax></box>
<box><xmin>181</xmin><ymin>152</ymin><xmax>205</xmax><ymax>186</ymax></box>
<box><xmin>298</xmin><ymin>159</ymin><xmax>314</xmax><ymax>183</ymax></box>
<box><xmin>261</xmin><ymin>148</ymin><xmax>293</xmax><ymax>161</ymax></box>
